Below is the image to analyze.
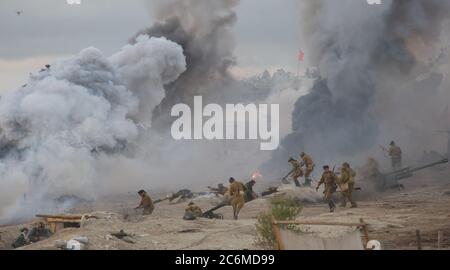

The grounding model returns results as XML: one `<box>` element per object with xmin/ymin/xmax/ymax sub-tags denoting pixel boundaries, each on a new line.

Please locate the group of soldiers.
<box><xmin>134</xmin><ymin>177</ymin><xmax>259</xmax><ymax>221</ymax></box>
<box><xmin>288</xmin><ymin>152</ymin><xmax>357</xmax><ymax>212</ymax></box>
<box><xmin>12</xmin><ymin>221</ymin><xmax>53</xmax><ymax>249</ymax></box>
<box><xmin>288</xmin><ymin>142</ymin><xmax>402</xmax><ymax>212</ymax></box>
<box><xmin>134</xmin><ymin>142</ymin><xmax>403</xmax><ymax>219</ymax></box>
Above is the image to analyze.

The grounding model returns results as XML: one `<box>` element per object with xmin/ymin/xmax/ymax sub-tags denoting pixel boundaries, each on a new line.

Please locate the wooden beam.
<box><xmin>37</xmin><ymin>214</ymin><xmax>83</xmax><ymax>220</ymax></box>
<box><xmin>271</xmin><ymin>216</ymin><xmax>285</xmax><ymax>250</ymax></box>
<box><xmin>437</xmin><ymin>231</ymin><xmax>443</xmax><ymax>250</ymax></box>
<box><xmin>45</xmin><ymin>218</ymin><xmax>82</xmax><ymax>224</ymax></box>
<box><xmin>273</xmin><ymin>220</ymin><xmax>366</xmax><ymax>227</ymax></box>
<box><xmin>360</xmin><ymin>218</ymin><xmax>370</xmax><ymax>248</ymax></box>
<box><xmin>416</xmin><ymin>230</ymin><xmax>422</xmax><ymax>250</ymax></box>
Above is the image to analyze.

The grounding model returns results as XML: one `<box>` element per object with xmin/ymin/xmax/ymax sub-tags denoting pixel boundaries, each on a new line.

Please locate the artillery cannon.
<box><xmin>201</xmin><ymin>187</ymin><xmax>279</xmax><ymax>219</ymax></box>
<box><xmin>373</xmin><ymin>158</ymin><xmax>448</xmax><ymax>191</ymax></box>
<box><xmin>202</xmin><ymin>203</ymin><xmax>227</xmax><ymax>219</ymax></box>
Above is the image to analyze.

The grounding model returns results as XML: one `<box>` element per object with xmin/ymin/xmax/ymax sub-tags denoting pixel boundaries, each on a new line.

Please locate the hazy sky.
<box><xmin>0</xmin><ymin>0</ymin><xmax>300</xmax><ymax>91</ymax></box>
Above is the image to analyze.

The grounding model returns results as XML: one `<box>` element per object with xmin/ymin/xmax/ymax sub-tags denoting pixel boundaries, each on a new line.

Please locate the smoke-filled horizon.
<box><xmin>1</xmin><ymin>0</ymin><xmax>450</xmax><ymax>225</ymax></box>
<box><xmin>266</xmin><ymin>0</ymin><xmax>450</xmax><ymax>176</ymax></box>
<box><xmin>0</xmin><ymin>0</ymin><xmax>302</xmax><ymax>223</ymax></box>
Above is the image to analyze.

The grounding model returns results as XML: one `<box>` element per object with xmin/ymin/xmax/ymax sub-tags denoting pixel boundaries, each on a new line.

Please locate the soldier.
<box><xmin>183</xmin><ymin>202</ymin><xmax>203</xmax><ymax>220</ymax></box>
<box><xmin>339</xmin><ymin>162</ymin><xmax>357</xmax><ymax>208</ymax></box>
<box><xmin>28</xmin><ymin>222</ymin><xmax>52</xmax><ymax>243</ymax></box>
<box><xmin>388</xmin><ymin>141</ymin><xmax>402</xmax><ymax>170</ymax></box>
<box><xmin>300</xmin><ymin>152</ymin><xmax>315</xmax><ymax>187</ymax></box>
<box><xmin>228</xmin><ymin>177</ymin><xmax>246</xmax><ymax>220</ymax></box>
<box><xmin>316</xmin><ymin>165</ymin><xmax>338</xmax><ymax>212</ymax></box>
<box><xmin>135</xmin><ymin>190</ymin><xmax>155</xmax><ymax>215</ymax></box>
<box><xmin>208</xmin><ymin>184</ymin><xmax>228</xmax><ymax>196</ymax></box>
<box><xmin>12</xmin><ymin>228</ymin><xmax>29</xmax><ymax>249</ymax></box>
<box><xmin>288</xmin><ymin>157</ymin><xmax>304</xmax><ymax>187</ymax></box>
<box><xmin>244</xmin><ymin>179</ymin><xmax>258</xmax><ymax>202</ymax></box>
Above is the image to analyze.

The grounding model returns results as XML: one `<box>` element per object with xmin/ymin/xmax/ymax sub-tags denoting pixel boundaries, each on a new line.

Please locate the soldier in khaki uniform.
<box><xmin>183</xmin><ymin>202</ymin><xmax>203</xmax><ymax>220</ymax></box>
<box><xmin>288</xmin><ymin>157</ymin><xmax>304</xmax><ymax>187</ymax></box>
<box><xmin>300</xmin><ymin>152</ymin><xmax>315</xmax><ymax>187</ymax></box>
<box><xmin>316</xmin><ymin>165</ymin><xmax>337</xmax><ymax>212</ymax></box>
<box><xmin>388</xmin><ymin>141</ymin><xmax>402</xmax><ymax>170</ymax></box>
<box><xmin>135</xmin><ymin>190</ymin><xmax>155</xmax><ymax>215</ymax></box>
<box><xmin>228</xmin><ymin>177</ymin><xmax>246</xmax><ymax>220</ymax></box>
<box><xmin>339</xmin><ymin>163</ymin><xmax>357</xmax><ymax>208</ymax></box>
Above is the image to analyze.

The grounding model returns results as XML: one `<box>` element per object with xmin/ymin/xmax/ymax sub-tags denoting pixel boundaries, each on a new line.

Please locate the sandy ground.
<box><xmin>1</xmin><ymin>168</ymin><xmax>449</xmax><ymax>250</ymax></box>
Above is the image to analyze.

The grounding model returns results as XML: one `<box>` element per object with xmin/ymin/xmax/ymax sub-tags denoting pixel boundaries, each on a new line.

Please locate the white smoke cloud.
<box><xmin>0</xmin><ymin>35</ymin><xmax>186</xmax><ymax>224</ymax></box>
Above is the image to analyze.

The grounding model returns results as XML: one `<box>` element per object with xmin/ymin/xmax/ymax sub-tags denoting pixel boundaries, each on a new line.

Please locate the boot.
<box><xmin>294</xmin><ymin>179</ymin><xmax>301</xmax><ymax>187</ymax></box>
<box><xmin>303</xmin><ymin>178</ymin><xmax>312</xmax><ymax>187</ymax></box>
<box><xmin>340</xmin><ymin>197</ymin><xmax>347</xmax><ymax>207</ymax></box>
<box><xmin>350</xmin><ymin>201</ymin><xmax>358</xmax><ymax>208</ymax></box>
<box><xmin>329</xmin><ymin>201</ymin><xmax>336</xmax><ymax>213</ymax></box>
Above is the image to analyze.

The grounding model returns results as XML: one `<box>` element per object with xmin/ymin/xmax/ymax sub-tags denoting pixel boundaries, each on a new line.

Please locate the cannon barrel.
<box><xmin>395</xmin><ymin>158</ymin><xmax>448</xmax><ymax>181</ymax></box>
<box><xmin>377</xmin><ymin>158</ymin><xmax>448</xmax><ymax>191</ymax></box>
<box><xmin>201</xmin><ymin>202</ymin><xmax>228</xmax><ymax>219</ymax></box>
<box><xmin>408</xmin><ymin>158</ymin><xmax>448</xmax><ymax>174</ymax></box>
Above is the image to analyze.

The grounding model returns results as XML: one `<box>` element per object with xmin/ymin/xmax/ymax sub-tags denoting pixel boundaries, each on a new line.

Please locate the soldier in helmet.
<box><xmin>12</xmin><ymin>227</ymin><xmax>29</xmax><ymax>249</ymax></box>
<box><xmin>28</xmin><ymin>221</ymin><xmax>52</xmax><ymax>243</ymax></box>
<box><xmin>388</xmin><ymin>141</ymin><xmax>402</xmax><ymax>170</ymax></box>
<box><xmin>228</xmin><ymin>177</ymin><xmax>246</xmax><ymax>220</ymax></box>
<box><xmin>339</xmin><ymin>162</ymin><xmax>357</xmax><ymax>208</ymax></box>
<box><xmin>183</xmin><ymin>202</ymin><xmax>203</xmax><ymax>220</ymax></box>
<box><xmin>300</xmin><ymin>152</ymin><xmax>315</xmax><ymax>187</ymax></box>
<box><xmin>244</xmin><ymin>179</ymin><xmax>257</xmax><ymax>202</ymax></box>
<box><xmin>135</xmin><ymin>190</ymin><xmax>154</xmax><ymax>215</ymax></box>
<box><xmin>316</xmin><ymin>165</ymin><xmax>338</xmax><ymax>212</ymax></box>
<box><xmin>288</xmin><ymin>157</ymin><xmax>304</xmax><ymax>187</ymax></box>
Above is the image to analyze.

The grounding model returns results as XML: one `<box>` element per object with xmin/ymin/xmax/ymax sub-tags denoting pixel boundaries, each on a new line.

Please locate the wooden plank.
<box><xmin>46</xmin><ymin>218</ymin><xmax>82</xmax><ymax>224</ymax></box>
<box><xmin>273</xmin><ymin>220</ymin><xmax>366</xmax><ymax>227</ymax></box>
<box><xmin>416</xmin><ymin>230</ymin><xmax>422</xmax><ymax>250</ymax></box>
<box><xmin>360</xmin><ymin>218</ymin><xmax>370</xmax><ymax>248</ymax></box>
<box><xmin>271</xmin><ymin>216</ymin><xmax>285</xmax><ymax>250</ymax></box>
<box><xmin>437</xmin><ymin>231</ymin><xmax>443</xmax><ymax>250</ymax></box>
<box><xmin>37</xmin><ymin>214</ymin><xmax>83</xmax><ymax>220</ymax></box>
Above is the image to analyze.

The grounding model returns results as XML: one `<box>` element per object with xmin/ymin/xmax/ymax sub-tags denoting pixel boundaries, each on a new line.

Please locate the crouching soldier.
<box><xmin>316</xmin><ymin>165</ymin><xmax>338</xmax><ymax>212</ymax></box>
<box><xmin>28</xmin><ymin>222</ymin><xmax>52</xmax><ymax>243</ymax></box>
<box><xmin>244</xmin><ymin>179</ymin><xmax>258</xmax><ymax>202</ymax></box>
<box><xmin>183</xmin><ymin>202</ymin><xmax>203</xmax><ymax>220</ymax></box>
<box><xmin>135</xmin><ymin>190</ymin><xmax>155</xmax><ymax>215</ymax></box>
<box><xmin>12</xmin><ymin>228</ymin><xmax>29</xmax><ymax>249</ymax></box>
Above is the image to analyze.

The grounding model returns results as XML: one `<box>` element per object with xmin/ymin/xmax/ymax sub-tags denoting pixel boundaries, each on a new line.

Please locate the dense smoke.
<box><xmin>0</xmin><ymin>36</ymin><xmax>186</xmax><ymax>223</ymax></box>
<box><xmin>270</xmin><ymin>0</ymin><xmax>450</xmax><ymax>173</ymax></box>
<box><xmin>134</xmin><ymin>0</ymin><xmax>244</xmax><ymax>131</ymax></box>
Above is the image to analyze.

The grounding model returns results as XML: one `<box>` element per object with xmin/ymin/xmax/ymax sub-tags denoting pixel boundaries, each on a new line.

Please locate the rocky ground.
<box><xmin>1</xmin><ymin>168</ymin><xmax>449</xmax><ymax>250</ymax></box>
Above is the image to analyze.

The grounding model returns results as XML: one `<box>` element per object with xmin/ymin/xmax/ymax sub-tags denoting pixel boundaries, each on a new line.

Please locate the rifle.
<box><xmin>379</xmin><ymin>144</ymin><xmax>388</xmax><ymax>152</ymax></box>
<box><xmin>281</xmin><ymin>169</ymin><xmax>294</xmax><ymax>184</ymax></box>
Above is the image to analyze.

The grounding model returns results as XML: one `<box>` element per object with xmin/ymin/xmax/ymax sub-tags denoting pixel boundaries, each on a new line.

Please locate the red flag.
<box><xmin>298</xmin><ymin>50</ymin><xmax>305</xmax><ymax>62</ymax></box>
